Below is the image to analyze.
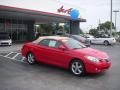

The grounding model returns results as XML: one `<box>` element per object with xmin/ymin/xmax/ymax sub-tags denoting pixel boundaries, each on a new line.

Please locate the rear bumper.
<box><xmin>85</xmin><ymin>61</ymin><xmax>111</xmax><ymax>73</ymax></box>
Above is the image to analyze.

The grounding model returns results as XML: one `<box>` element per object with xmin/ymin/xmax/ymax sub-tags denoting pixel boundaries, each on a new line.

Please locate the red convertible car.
<box><xmin>21</xmin><ymin>36</ymin><xmax>111</xmax><ymax>76</ymax></box>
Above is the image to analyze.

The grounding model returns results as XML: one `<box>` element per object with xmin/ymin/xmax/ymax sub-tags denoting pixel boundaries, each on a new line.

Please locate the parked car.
<box><xmin>21</xmin><ymin>36</ymin><xmax>111</xmax><ymax>76</ymax></box>
<box><xmin>117</xmin><ymin>36</ymin><xmax>120</xmax><ymax>42</ymax></box>
<box><xmin>86</xmin><ymin>34</ymin><xmax>116</xmax><ymax>46</ymax></box>
<box><xmin>64</xmin><ymin>34</ymin><xmax>91</xmax><ymax>47</ymax></box>
<box><xmin>0</xmin><ymin>32</ymin><xmax>12</xmax><ymax>46</ymax></box>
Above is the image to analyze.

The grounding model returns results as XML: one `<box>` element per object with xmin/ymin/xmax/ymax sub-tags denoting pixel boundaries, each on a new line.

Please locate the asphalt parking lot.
<box><xmin>0</xmin><ymin>44</ymin><xmax>120</xmax><ymax>90</ymax></box>
<box><xmin>0</xmin><ymin>43</ymin><xmax>23</xmax><ymax>53</ymax></box>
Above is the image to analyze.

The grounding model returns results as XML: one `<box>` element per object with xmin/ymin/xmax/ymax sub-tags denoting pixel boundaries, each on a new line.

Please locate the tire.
<box><xmin>26</xmin><ymin>53</ymin><xmax>36</xmax><ymax>64</ymax></box>
<box><xmin>9</xmin><ymin>45</ymin><xmax>12</xmax><ymax>47</ymax></box>
<box><xmin>104</xmin><ymin>40</ymin><xmax>109</xmax><ymax>46</ymax></box>
<box><xmin>70</xmin><ymin>60</ymin><xmax>85</xmax><ymax>76</ymax></box>
<box><xmin>90</xmin><ymin>40</ymin><xmax>92</xmax><ymax>44</ymax></box>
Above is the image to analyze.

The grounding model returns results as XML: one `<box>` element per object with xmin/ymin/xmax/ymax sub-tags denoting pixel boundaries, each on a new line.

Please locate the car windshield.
<box><xmin>62</xmin><ymin>38</ymin><xmax>86</xmax><ymax>49</ymax></box>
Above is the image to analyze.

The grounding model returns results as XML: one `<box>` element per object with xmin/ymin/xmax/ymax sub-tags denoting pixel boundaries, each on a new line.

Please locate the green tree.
<box><xmin>89</xmin><ymin>28</ymin><xmax>98</xmax><ymax>36</ymax></box>
<box><xmin>117</xmin><ymin>32</ymin><xmax>120</xmax><ymax>36</ymax></box>
<box><xmin>55</xmin><ymin>23</ymin><xmax>63</xmax><ymax>30</ymax></box>
<box><xmin>89</xmin><ymin>21</ymin><xmax>115</xmax><ymax>36</ymax></box>
<box><xmin>79</xmin><ymin>29</ymin><xmax>84</xmax><ymax>34</ymax></box>
<box><xmin>64</xmin><ymin>23</ymin><xmax>70</xmax><ymax>33</ymax></box>
<box><xmin>41</xmin><ymin>24</ymin><xmax>53</xmax><ymax>34</ymax></box>
<box><xmin>36</xmin><ymin>24</ymin><xmax>53</xmax><ymax>36</ymax></box>
<box><xmin>97</xmin><ymin>21</ymin><xmax>115</xmax><ymax>33</ymax></box>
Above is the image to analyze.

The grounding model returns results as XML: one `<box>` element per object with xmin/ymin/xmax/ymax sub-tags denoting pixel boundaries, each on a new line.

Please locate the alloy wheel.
<box><xmin>27</xmin><ymin>53</ymin><xmax>35</xmax><ymax>64</ymax></box>
<box><xmin>70</xmin><ymin>60</ymin><xmax>84</xmax><ymax>76</ymax></box>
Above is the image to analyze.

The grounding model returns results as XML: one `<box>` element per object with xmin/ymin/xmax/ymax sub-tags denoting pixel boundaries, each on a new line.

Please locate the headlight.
<box><xmin>86</xmin><ymin>56</ymin><xmax>100</xmax><ymax>62</ymax></box>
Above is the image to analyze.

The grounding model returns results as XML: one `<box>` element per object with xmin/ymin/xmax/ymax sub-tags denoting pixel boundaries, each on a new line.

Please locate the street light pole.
<box><xmin>113</xmin><ymin>10</ymin><xmax>119</xmax><ymax>32</ymax></box>
<box><xmin>99</xmin><ymin>19</ymin><xmax>101</xmax><ymax>31</ymax></box>
<box><xmin>110</xmin><ymin>0</ymin><xmax>113</xmax><ymax>36</ymax></box>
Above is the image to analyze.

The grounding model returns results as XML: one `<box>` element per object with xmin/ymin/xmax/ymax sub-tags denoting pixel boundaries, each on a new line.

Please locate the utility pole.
<box><xmin>110</xmin><ymin>0</ymin><xmax>113</xmax><ymax>36</ymax></box>
<box><xmin>99</xmin><ymin>19</ymin><xmax>101</xmax><ymax>31</ymax></box>
<box><xmin>113</xmin><ymin>10</ymin><xmax>119</xmax><ymax>32</ymax></box>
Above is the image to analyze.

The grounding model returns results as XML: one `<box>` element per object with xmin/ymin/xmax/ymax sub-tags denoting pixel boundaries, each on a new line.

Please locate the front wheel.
<box><xmin>26</xmin><ymin>53</ymin><xmax>36</xmax><ymax>64</ymax></box>
<box><xmin>70</xmin><ymin>60</ymin><xmax>85</xmax><ymax>76</ymax></box>
<box><xmin>90</xmin><ymin>40</ymin><xmax>92</xmax><ymax>44</ymax></box>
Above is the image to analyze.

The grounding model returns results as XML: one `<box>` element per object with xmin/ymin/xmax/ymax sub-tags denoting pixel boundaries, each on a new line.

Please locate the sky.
<box><xmin>58</xmin><ymin>0</ymin><xmax>120</xmax><ymax>32</ymax></box>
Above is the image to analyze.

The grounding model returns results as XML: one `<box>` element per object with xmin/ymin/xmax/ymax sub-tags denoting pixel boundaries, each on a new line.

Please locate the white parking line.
<box><xmin>0</xmin><ymin>54</ymin><xmax>26</xmax><ymax>63</ymax></box>
<box><xmin>0</xmin><ymin>52</ymin><xmax>26</xmax><ymax>63</ymax></box>
<box><xmin>11</xmin><ymin>53</ymin><xmax>20</xmax><ymax>59</ymax></box>
<box><xmin>21</xmin><ymin>57</ymin><xmax>26</xmax><ymax>61</ymax></box>
<box><xmin>4</xmin><ymin>52</ymin><xmax>14</xmax><ymax>57</ymax></box>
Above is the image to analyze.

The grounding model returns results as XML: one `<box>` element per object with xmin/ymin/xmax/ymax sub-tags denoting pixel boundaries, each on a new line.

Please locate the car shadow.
<box><xmin>22</xmin><ymin>61</ymin><xmax>107</xmax><ymax>79</ymax></box>
<box><xmin>91</xmin><ymin>44</ymin><xmax>116</xmax><ymax>47</ymax></box>
<box><xmin>0</xmin><ymin>45</ymin><xmax>11</xmax><ymax>47</ymax></box>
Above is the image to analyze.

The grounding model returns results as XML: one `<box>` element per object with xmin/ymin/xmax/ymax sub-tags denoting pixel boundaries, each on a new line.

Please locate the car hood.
<box><xmin>74</xmin><ymin>47</ymin><xmax>109</xmax><ymax>59</ymax></box>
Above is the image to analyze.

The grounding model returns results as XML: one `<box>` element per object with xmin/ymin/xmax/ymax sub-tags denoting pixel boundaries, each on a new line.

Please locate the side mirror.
<box><xmin>58</xmin><ymin>45</ymin><xmax>66</xmax><ymax>51</ymax></box>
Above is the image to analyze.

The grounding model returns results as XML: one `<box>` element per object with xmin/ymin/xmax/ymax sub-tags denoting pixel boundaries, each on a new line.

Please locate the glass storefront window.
<box><xmin>0</xmin><ymin>18</ymin><xmax>28</xmax><ymax>41</ymax></box>
<box><xmin>0</xmin><ymin>23</ymin><xmax>5</xmax><ymax>32</ymax></box>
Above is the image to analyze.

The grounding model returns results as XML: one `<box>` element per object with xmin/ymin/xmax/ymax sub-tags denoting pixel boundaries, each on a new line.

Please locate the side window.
<box><xmin>39</xmin><ymin>39</ymin><xmax>50</xmax><ymax>46</ymax></box>
<box><xmin>48</xmin><ymin>40</ymin><xmax>61</xmax><ymax>48</ymax></box>
<box><xmin>39</xmin><ymin>39</ymin><xmax>61</xmax><ymax>48</ymax></box>
<box><xmin>95</xmin><ymin>35</ymin><xmax>100</xmax><ymax>38</ymax></box>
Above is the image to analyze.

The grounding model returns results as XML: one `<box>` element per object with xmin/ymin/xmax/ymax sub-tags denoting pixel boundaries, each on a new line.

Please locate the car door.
<box><xmin>92</xmin><ymin>36</ymin><xmax>102</xmax><ymax>44</ymax></box>
<box><xmin>46</xmin><ymin>39</ymin><xmax>71</xmax><ymax>67</ymax></box>
<box><xmin>36</xmin><ymin>39</ymin><xmax>71</xmax><ymax>67</ymax></box>
<box><xmin>95</xmin><ymin>35</ymin><xmax>106</xmax><ymax>44</ymax></box>
<box><xmin>94</xmin><ymin>37</ymin><xmax>102</xmax><ymax>44</ymax></box>
<box><xmin>91</xmin><ymin>37</ymin><xmax>98</xmax><ymax>44</ymax></box>
<box><xmin>34</xmin><ymin>39</ymin><xmax>50</xmax><ymax>62</ymax></box>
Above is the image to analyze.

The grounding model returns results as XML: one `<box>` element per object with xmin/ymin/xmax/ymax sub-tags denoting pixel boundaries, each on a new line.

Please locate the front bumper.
<box><xmin>85</xmin><ymin>60</ymin><xmax>111</xmax><ymax>73</ymax></box>
<box><xmin>84</xmin><ymin>39</ymin><xmax>91</xmax><ymax>47</ymax></box>
<box><xmin>0</xmin><ymin>41</ymin><xmax>12</xmax><ymax>46</ymax></box>
<box><xmin>109</xmin><ymin>39</ymin><xmax>116</xmax><ymax>45</ymax></box>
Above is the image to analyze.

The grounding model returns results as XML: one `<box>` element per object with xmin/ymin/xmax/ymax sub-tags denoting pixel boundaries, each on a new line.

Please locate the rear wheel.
<box><xmin>70</xmin><ymin>60</ymin><xmax>85</xmax><ymax>76</ymax></box>
<box><xmin>26</xmin><ymin>53</ymin><xmax>36</xmax><ymax>64</ymax></box>
<box><xmin>104</xmin><ymin>40</ymin><xmax>109</xmax><ymax>46</ymax></box>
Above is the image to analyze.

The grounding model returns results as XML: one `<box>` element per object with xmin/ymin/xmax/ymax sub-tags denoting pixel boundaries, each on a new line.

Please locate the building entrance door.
<box><xmin>5</xmin><ymin>23</ymin><xmax>27</xmax><ymax>42</ymax></box>
<box><xmin>11</xmin><ymin>28</ymin><xmax>27</xmax><ymax>41</ymax></box>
